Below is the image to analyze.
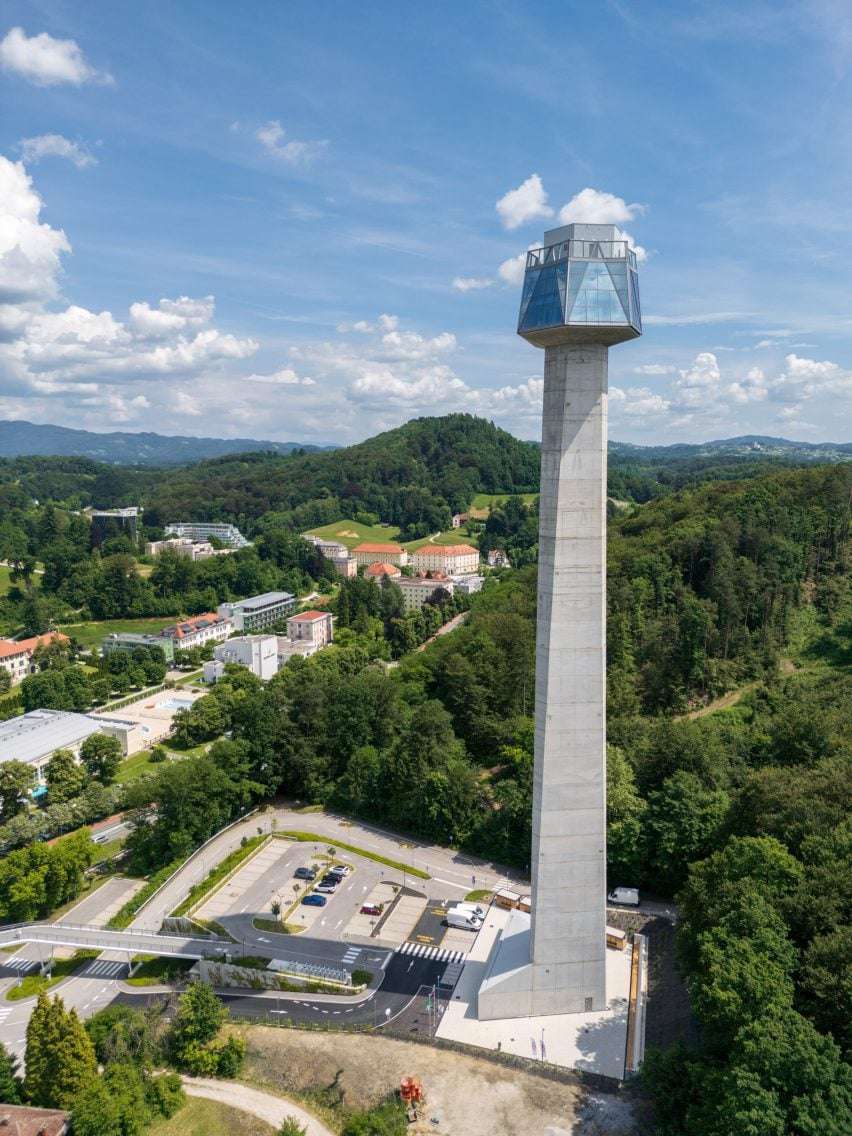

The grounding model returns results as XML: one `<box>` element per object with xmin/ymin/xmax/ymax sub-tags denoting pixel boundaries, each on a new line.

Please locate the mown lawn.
<box><xmin>149</xmin><ymin>1098</ymin><xmax>275</xmax><ymax>1135</ymax></box>
<box><xmin>302</xmin><ymin>519</ymin><xmax>401</xmax><ymax>551</ymax></box>
<box><xmin>6</xmin><ymin>950</ymin><xmax>98</xmax><ymax>1001</ymax></box>
<box><xmin>404</xmin><ymin>528</ymin><xmax>480</xmax><ymax>551</ymax></box>
<box><xmin>57</xmin><ymin>617</ymin><xmax>177</xmax><ymax>651</ymax></box>
<box><xmin>470</xmin><ymin>491</ymin><xmax>538</xmax><ymax>512</ymax></box>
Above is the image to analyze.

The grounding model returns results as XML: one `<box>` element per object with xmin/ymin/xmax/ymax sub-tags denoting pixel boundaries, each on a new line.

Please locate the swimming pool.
<box><xmin>157</xmin><ymin>696</ymin><xmax>196</xmax><ymax>711</ymax></box>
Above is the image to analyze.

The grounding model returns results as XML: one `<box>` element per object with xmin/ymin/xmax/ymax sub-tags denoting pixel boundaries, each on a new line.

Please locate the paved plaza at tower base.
<box><xmin>437</xmin><ymin>906</ymin><xmax>632</xmax><ymax>1080</ymax></box>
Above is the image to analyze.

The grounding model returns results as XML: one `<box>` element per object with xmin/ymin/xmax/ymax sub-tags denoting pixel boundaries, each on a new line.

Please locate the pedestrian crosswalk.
<box><xmin>341</xmin><ymin>947</ymin><xmax>361</xmax><ymax>966</ymax></box>
<box><xmin>79</xmin><ymin>959</ymin><xmax>126</xmax><ymax>979</ymax></box>
<box><xmin>1</xmin><ymin>957</ymin><xmax>37</xmax><ymax>974</ymax></box>
<box><xmin>398</xmin><ymin>941</ymin><xmax>466</xmax><ymax>964</ymax></box>
<box><xmin>0</xmin><ymin>1006</ymin><xmax>12</xmax><ymax>1023</ymax></box>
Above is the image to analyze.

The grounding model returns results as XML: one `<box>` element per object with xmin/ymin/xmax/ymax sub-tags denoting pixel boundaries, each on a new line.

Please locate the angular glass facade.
<box><xmin>518</xmin><ymin>239</ymin><xmax>641</xmax><ymax>337</ymax></box>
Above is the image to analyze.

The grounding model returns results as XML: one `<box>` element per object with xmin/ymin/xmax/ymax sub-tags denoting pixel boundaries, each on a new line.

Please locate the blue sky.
<box><xmin>1</xmin><ymin>1</ymin><xmax>851</xmax><ymax>445</ymax></box>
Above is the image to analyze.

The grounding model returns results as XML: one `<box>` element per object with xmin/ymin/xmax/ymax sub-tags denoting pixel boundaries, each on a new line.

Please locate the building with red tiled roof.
<box><xmin>410</xmin><ymin>543</ymin><xmax>480</xmax><ymax>576</ymax></box>
<box><xmin>0</xmin><ymin>631</ymin><xmax>69</xmax><ymax>687</ymax></box>
<box><xmin>0</xmin><ymin>1104</ymin><xmax>69</xmax><ymax>1135</ymax></box>
<box><xmin>161</xmin><ymin>612</ymin><xmax>232</xmax><ymax>651</ymax></box>
<box><xmin>365</xmin><ymin>562</ymin><xmax>401</xmax><ymax>579</ymax></box>
<box><xmin>352</xmin><ymin>542</ymin><xmax>408</xmax><ymax>568</ymax></box>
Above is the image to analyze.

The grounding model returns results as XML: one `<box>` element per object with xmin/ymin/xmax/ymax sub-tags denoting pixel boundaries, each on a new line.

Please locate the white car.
<box><xmin>608</xmin><ymin>887</ymin><xmax>640</xmax><ymax>906</ymax></box>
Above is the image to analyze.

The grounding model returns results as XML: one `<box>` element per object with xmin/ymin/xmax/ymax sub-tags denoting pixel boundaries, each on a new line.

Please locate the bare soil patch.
<box><xmin>237</xmin><ymin>1025</ymin><xmax>595</xmax><ymax>1135</ymax></box>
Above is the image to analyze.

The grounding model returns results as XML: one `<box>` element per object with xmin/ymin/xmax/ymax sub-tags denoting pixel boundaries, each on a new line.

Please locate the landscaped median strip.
<box><xmin>107</xmin><ymin>858</ymin><xmax>184</xmax><ymax>930</ymax></box>
<box><xmin>272</xmin><ymin>831</ymin><xmax>431</xmax><ymax>879</ymax></box>
<box><xmin>6</xmin><ymin>949</ymin><xmax>98</xmax><ymax>1001</ymax></box>
<box><xmin>171</xmin><ymin>835</ymin><xmax>267</xmax><ymax>918</ymax></box>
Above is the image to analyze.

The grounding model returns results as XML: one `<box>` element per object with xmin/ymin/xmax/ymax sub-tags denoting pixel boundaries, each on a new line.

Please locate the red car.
<box><xmin>360</xmin><ymin>904</ymin><xmax>382</xmax><ymax>916</ymax></box>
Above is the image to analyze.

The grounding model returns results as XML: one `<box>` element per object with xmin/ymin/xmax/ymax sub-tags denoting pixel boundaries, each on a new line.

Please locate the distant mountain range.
<box><xmin>0</xmin><ymin>420</ymin><xmax>335</xmax><ymax>464</ymax></box>
<box><xmin>0</xmin><ymin>419</ymin><xmax>848</xmax><ymax>467</ymax></box>
<box><xmin>609</xmin><ymin>435</ymin><xmax>852</xmax><ymax>461</ymax></box>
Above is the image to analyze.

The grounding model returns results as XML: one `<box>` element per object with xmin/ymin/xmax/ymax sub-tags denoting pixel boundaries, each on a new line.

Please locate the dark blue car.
<box><xmin>301</xmin><ymin>893</ymin><xmax>327</xmax><ymax>907</ymax></box>
<box><xmin>294</xmin><ymin>867</ymin><xmax>317</xmax><ymax>880</ymax></box>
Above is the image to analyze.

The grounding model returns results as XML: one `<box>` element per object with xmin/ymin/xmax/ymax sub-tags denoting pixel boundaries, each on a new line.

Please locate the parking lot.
<box><xmin>189</xmin><ymin>836</ymin><xmax>477</xmax><ymax>959</ymax></box>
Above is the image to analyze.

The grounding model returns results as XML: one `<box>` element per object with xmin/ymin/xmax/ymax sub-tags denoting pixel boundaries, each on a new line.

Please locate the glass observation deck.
<box><xmin>517</xmin><ymin>223</ymin><xmax>642</xmax><ymax>347</ymax></box>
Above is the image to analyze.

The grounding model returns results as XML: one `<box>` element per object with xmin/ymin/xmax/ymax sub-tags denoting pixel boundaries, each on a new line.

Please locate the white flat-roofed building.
<box><xmin>452</xmin><ymin>574</ymin><xmax>484</xmax><ymax>595</ymax></box>
<box><xmin>203</xmin><ymin>634</ymin><xmax>279</xmax><ymax>682</ymax></box>
<box><xmin>162</xmin><ymin>612</ymin><xmax>232</xmax><ymax>650</ymax></box>
<box><xmin>397</xmin><ymin>574</ymin><xmax>455</xmax><ymax>612</ymax></box>
<box><xmin>0</xmin><ymin>709</ymin><xmax>141</xmax><ymax>787</ymax></box>
<box><xmin>218</xmin><ymin>591</ymin><xmax>296</xmax><ymax>632</ymax></box>
<box><xmin>410</xmin><ymin>543</ymin><xmax>480</xmax><ymax>576</ymax></box>
<box><xmin>165</xmin><ymin>522</ymin><xmax>250</xmax><ymax>549</ymax></box>
<box><xmin>332</xmin><ymin>555</ymin><xmax>357</xmax><ymax>577</ymax></box>
<box><xmin>145</xmin><ymin>538</ymin><xmax>218</xmax><ymax>561</ymax></box>
<box><xmin>352</xmin><ymin>542</ymin><xmax>408</xmax><ymax>568</ymax></box>
<box><xmin>303</xmin><ymin>535</ymin><xmax>350</xmax><ymax>559</ymax></box>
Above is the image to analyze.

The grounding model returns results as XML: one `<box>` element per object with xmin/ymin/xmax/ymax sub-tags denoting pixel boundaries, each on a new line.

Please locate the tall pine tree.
<box><xmin>0</xmin><ymin>1041</ymin><xmax>22</xmax><ymax>1103</ymax></box>
<box><xmin>24</xmin><ymin>994</ymin><xmax>96</xmax><ymax>1109</ymax></box>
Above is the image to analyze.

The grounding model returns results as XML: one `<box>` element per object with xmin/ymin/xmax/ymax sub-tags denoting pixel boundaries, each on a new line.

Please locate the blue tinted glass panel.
<box><xmin>567</xmin><ymin>262</ymin><xmax>628</xmax><ymax>325</ymax></box>
<box><xmin>518</xmin><ymin>269</ymin><xmax>540</xmax><ymax>325</ymax></box>
<box><xmin>519</xmin><ymin>263</ymin><xmax>566</xmax><ymax>331</ymax></box>
<box><xmin>605</xmin><ymin>262</ymin><xmax>629</xmax><ymax>314</ymax></box>
<box><xmin>628</xmin><ymin>269</ymin><xmax>642</xmax><ymax>330</ymax></box>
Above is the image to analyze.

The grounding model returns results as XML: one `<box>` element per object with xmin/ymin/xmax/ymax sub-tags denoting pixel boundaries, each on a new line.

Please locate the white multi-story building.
<box><xmin>303</xmin><ymin>535</ymin><xmax>350</xmax><ymax>559</ymax></box>
<box><xmin>218</xmin><ymin>591</ymin><xmax>297</xmax><ymax>632</ymax></box>
<box><xmin>203</xmin><ymin>634</ymin><xmax>279</xmax><ymax>683</ymax></box>
<box><xmin>397</xmin><ymin>574</ymin><xmax>455</xmax><ymax>612</ymax></box>
<box><xmin>145</xmin><ymin>538</ymin><xmax>219</xmax><ymax>561</ymax></box>
<box><xmin>332</xmin><ymin>555</ymin><xmax>357</xmax><ymax>577</ymax></box>
<box><xmin>165</xmin><ymin>522</ymin><xmax>250</xmax><ymax>549</ymax></box>
<box><xmin>277</xmin><ymin>610</ymin><xmax>334</xmax><ymax>664</ymax></box>
<box><xmin>352</xmin><ymin>542</ymin><xmax>408</xmax><ymax>568</ymax></box>
<box><xmin>453</xmin><ymin>574</ymin><xmax>484</xmax><ymax>596</ymax></box>
<box><xmin>410</xmin><ymin>543</ymin><xmax>479</xmax><ymax>576</ymax></box>
<box><xmin>162</xmin><ymin>612</ymin><xmax>232</xmax><ymax>651</ymax></box>
<box><xmin>0</xmin><ymin>632</ymin><xmax>68</xmax><ymax>687</ymax></box>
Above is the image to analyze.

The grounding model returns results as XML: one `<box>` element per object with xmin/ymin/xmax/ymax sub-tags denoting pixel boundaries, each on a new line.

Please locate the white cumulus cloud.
<box><xmin>558</xmin><ymin>188</ymin><xmax>647</xmax><ymax>262</ymax></box>
<box><xmin>452</xmin><ymin>276</ymin><xmax>495</xmax><ymax>293</ymax></box>
<box><xmin>243</xmin><ymin>368</ymin><xmax>315</xmax><ymax>386</ymax></box>
<box><xmin>255</xmin><ymin>120</ymin><xmax>328</xmax><ymax>165</ymax></box>
<box><xmin>0</xmin><ymin>27</ymin><xmax>111</xmax><ymax>86</ymax></box>
<box><xmin>20</xmin><ymin>134</ymin><xmax>96</xmax><ymax>169</ymax></box>
<box><xmin>496</xmin><ymin>174</ymin><xmax>554</xmax><ymax>230</ymax></box>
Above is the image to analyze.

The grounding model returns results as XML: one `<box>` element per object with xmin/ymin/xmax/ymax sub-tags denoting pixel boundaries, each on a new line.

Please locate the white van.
<box><xmin>607</xmin><ymin>887</ymin><xmax>640</xmax><ymax>906</ymax></box>
<box><xmin>451</xmin><ymin>901</ymin><xmax>487</xmax><ymax>920</ymax></box>
<box><xmin>445</xmin><ymin>909</ymin><xmax>482</xmax><ymax>931</ymax></box>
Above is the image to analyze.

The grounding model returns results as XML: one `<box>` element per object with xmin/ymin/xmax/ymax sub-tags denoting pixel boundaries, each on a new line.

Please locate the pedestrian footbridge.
<box><xmin>0</xmin><ymin>921</ymin><xmax>231</xmax><ymax>963</ymax></box>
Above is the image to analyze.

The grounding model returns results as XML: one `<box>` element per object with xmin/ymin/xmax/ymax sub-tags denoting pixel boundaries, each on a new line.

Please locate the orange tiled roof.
<box><xmin>290</xmin><ymin>609</ymin><xmax>330</xmax><ymax>621</ymax></box>
<box><xmin>366</xmin><ymin>562</ymin><xmax>401</xmax><ymax>576</ymax></box>
<box><xmin>353</xmin><ymin>542</ymin><xmax>403</xmax><ymax>553</ymax></box>
<box><xmin>0</xmin><ymin>631</ymin><xmax>68</xmax><ymax>661</ymax></box>
<box><xmin>415</xmin><ymin>544</ymin><xmax>478</xmax><ymax>556</ymax></box>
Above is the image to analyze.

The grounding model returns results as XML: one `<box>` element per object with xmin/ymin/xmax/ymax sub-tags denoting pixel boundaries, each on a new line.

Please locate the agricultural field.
<box><xmin>57</xmin><ymin>616</ymin><xmax>177</xmax><ymax>651</ymax></box>
<box><xmin>302</xmin><ymin>519</ymin><xmax>401</xmax><ymax>550</ymax></box>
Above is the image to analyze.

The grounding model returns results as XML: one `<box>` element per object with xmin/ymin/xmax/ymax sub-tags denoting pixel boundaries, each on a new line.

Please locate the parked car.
<box><xmin>302</xmin><ymin>893</ymin><xmax>327</xmax><ymax>907</ymax></box>
<box><xmin>445</xmin><ymin>910</ymin><xmax>482</xmax><ymax>931</ymax></box>
<box><xmin>315</xmin><ymin>881</ymin><xmax>338</xmax><ymax>894</ymax></box>
<box><xmin>360</xmin><ymin>904</ymin><xmax>382</xmax><ymax>916</ymax></box>
<box><xmin>329</xmin><ymin>864</ymin><xmax>351</xmax><ymax>876</ymax></box>
<box><xmin>607</xmin><ymin>887</ymin><xmax>640</xmax><ymax>906</ymax></box>
<box><xmin>452</xmin><ymin>901</ymin><xmax>486</xmax><ymax>920</ymax></box>
<box><xmin>294</xmin><ymin>866</ymin><xmax>317</xmax><ymax>880</ymax></box>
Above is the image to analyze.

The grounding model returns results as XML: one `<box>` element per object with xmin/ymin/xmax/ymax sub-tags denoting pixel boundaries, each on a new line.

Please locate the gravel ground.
<box><xmin>236</xmin><ymin>1025</ymin><xmax>632</xmax><ymax>1136</ymax></box>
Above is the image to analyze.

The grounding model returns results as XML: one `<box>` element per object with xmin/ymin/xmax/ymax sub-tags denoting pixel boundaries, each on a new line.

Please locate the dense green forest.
<box><xmin>111</xmin><ymin>458</ymin><xmax>851</xmax><ymax>1134</ymax></box>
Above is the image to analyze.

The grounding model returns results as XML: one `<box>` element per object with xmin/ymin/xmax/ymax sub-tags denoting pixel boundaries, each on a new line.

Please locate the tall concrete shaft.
<box><xmin>477</xmin><ymin>222</ymin><xmax>641</xmax><ymax>1021</ymax></box>
<box><xmin>529</xmin><ymin>341</ymin><xmax>609</xmax><ymax>1011</ymax></box>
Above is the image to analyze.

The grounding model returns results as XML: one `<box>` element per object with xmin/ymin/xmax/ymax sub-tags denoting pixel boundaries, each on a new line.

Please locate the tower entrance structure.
<box><xmin>478</xmin><ymin>223</ymin><xmax>641</xmax><ymax>1019</ymax></box>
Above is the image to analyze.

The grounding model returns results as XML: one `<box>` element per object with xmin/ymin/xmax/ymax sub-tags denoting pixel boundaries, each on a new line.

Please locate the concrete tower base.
<box><xmin>477</xmin><ymin>342</ymin><xmax>609</xmax><ymax>1021</ymax></box>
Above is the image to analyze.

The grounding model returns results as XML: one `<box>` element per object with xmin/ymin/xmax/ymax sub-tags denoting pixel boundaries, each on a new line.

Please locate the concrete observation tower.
<box><xmin>478</xmin><ymin>223</ymin><xmax>642</xmax><ymax>1019</ymax></box>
